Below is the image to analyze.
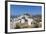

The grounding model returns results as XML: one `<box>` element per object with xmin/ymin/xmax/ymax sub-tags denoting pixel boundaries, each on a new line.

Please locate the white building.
<box><xmin>10</xmin><ymin>14</ymin><xmax>34</xmax><ymax>28</ymax></box>
<box><xmin>16</xmin><ymin>14</ymin><xmax>34</xmax><ymax>25</ymax></box>
<box><xmin>27</xmin><ymin>18</ymin><xmax>33</xmax><ymax>25</ymax></box>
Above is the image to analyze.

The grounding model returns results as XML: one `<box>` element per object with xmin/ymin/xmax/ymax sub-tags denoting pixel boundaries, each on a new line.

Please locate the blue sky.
<box><xmin>10</xmin><ymin>5</ymin><xmax>42</xmax><ymax>16</ymax></box>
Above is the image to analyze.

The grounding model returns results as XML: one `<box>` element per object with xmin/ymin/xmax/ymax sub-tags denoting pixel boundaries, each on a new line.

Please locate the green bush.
<box><xmin>14</xmin><ymin>21</ymin><xmax>41</xmax><ymax>29</ymax></box>
<box><xmin>15</xmin><ymin>23</ymin><xmax>21</xmax><ymax>29</ymax></box>
<box><xmin>15</xmin><ymin>22</ymin><xmax>30</xmax><ymax>29</ymax></box>
<box><xmin>31</xmin><ymin>20</ymin><xmax>42</xmax><ymax>28</ymax></box>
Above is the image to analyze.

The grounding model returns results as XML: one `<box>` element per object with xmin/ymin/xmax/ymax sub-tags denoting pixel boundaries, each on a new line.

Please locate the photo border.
<box><xmin>5</xmin><ymin>1</ymin><xmax>45</xmax><ymax>33</ymax></box>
